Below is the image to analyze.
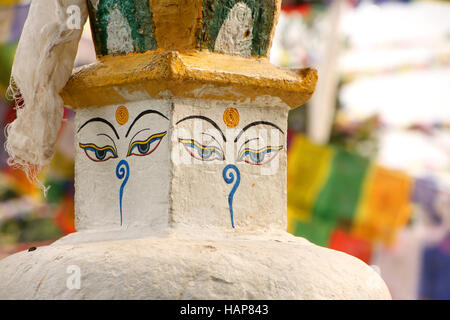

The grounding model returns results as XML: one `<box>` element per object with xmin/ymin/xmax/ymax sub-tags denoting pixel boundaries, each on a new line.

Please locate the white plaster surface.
<box><xmin>171</xmin><ymin>98</ymin><xmax>289</xmax><ymax>231</ymax></box>
<box><xmin>113</xmin><ymin>87</ymin><xmax>152</xmax><ymax>101</ymax></box>
<box><xmin>0</xmin><ymin>230</ymin><xmax>391</xmax><ymax>299</ymax></box>
<box><xmin>75</xmin><ymin>96</ymin><xmax>290</xmax><ymax>233</ymax></box>
<box><xmin>74</xmin><ymin>100</ymin><xmax>171</xmax><ymax>231</ymax></box>
<box><xmin>188</xmin><ymin>85</ymin><xmax>246</xmax><ymax>101</ymax></box>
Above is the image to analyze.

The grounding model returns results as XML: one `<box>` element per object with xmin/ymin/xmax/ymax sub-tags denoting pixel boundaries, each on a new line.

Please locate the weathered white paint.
<box><xmin>74</xmin><ymin>99</ymin><xmax>171</xmax><ymax>231</ymax></box>
<box><xmin>0</xmin><ymin>231</ymin><xmax>391</xmax><ymax>299</ymax></box>
<box><xmin>113</xmin><ymin>87</ymin><xmax>152</xmax><ymax>101</ymax></box>
<box><xmin>74</xmin><ymin>96</ymin><xmax>288</xmax><ymax>233</ymax></box>
<box><xmin>171</xmin><ymin>98</ymin><xmax>288</xmax><ymax>231</ymax></box>
<box><xmin>215</xmin><ymin>2</ymin><xmax>254</xmax><ymax>57</ymax></box>
<box><xmin>106</xmin><ymin>8</ymin><xmax>134</xmax><ymax>54</ymax></box>
<box><xmin>241</xmin><ymin>95</ymin><xmax>291</xmax><ymax>110</ymax></box>
<box><xmin>188</xmin><ymin>84</ymin><xmax>246</xmax><ymax>100</ymax></box>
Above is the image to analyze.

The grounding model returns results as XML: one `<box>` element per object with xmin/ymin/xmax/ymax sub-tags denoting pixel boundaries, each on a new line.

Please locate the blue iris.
<box><xmin>241</xmin><ymin>149</ymin><xmax>276</xmax><ymax>164</ymax></box>
<box><xmin>186</xmin><ymin>142</ymin><xmax>222</xmax><ymax>160</ymax></box>
<box><xmin>86</xmin><ymin>147</ymin><xmax>115</xmax><ymax>161</ymax></box>
<box><xmin>250</xmin><ymin>151</ymin><xmax>265</xmax><ymax>163</ymax></box>
<box><xmin>198</xmin><ymin>148</ymin><xmax>213</xmax><ymax>159</ymax></box>
<box><xmin>137</xmin><ymin>142</ymin><xmax>150</xmax><ymax>154</ymax></box>
<box><xmin>130</xmin><ymin>136</ymin><xmax>161</xmax><ymax>155</ymax></box>
<box><xmin>95</xmin><ymin>149</ymin><xmax>106</xmax><ymax>160</ymax></box>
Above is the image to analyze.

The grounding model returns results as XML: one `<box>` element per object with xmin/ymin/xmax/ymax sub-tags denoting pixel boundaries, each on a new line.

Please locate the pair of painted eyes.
<box><xmin>80</xmin><ymin>132</ymin><xmax>166</xmax><ymax>162</ymax></box>
<box><xmin>178</xmin><ymin>138</ymin><xmax>283</xmax><ymax>165</ymax></box>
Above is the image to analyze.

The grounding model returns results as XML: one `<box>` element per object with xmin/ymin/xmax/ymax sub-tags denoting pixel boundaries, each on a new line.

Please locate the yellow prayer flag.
<box><xmin>287</xmin><ymin>135</ymin><xmax>334</xmax><ymax>222</ymax></box>
<box><xmin>353</xmin><ymin>165</ymin><xmax>412</xmax><ymax>245</ymax></box>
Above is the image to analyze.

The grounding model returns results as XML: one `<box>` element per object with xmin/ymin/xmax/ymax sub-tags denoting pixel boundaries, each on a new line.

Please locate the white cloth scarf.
<box><xmin>5</xmin><ymin>0</ymin><xmax>88</xmax><ymax>193</ymax></box>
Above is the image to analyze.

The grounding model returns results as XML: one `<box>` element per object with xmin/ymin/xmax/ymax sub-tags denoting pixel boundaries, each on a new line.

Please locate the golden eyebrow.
<box><xmin>79</xmin><ymin>143</ymin><xmax>117</xmax><ymax>155</ymax></box>
<box><xmin>128</xmin><ymin>131</ymin><xmax>167</xmax><ymax>153</ymax></box>
<box><xmin>238</xmin><ymin>145</ymin><xmax>283</xmax><ymax>158</ymax></box>
<box><xmin>178</xmin><ymin>138</ymin><xmax>224</xmax><ymax>155</ymax></box>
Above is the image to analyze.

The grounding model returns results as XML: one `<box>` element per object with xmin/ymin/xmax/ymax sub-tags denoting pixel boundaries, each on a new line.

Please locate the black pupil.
<box><xmin>96</xmin><ymin>150</ymin><xmax>106</xmax><ymax>159</ymax></box>
<box><xmin>251</xmin><ymin>152</ymin><xmax>264</xmax><ymax>163</ymax></box>
<box><xmin>138</xmin><ymin>142</ymin><xmax>150</xmax><ymax>154</ymax></box>
<box><xmin>199</xmin><ymin>149</ymin><xmax>212</xmax><ymax>159</ymax></box>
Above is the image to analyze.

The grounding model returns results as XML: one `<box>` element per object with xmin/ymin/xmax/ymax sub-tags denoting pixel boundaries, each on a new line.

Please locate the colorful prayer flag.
<box><xmin>353</xmin><ymin>165</ymin><xmax>412</xmax><ymax>245</ymax></box>
<box><xmin>288</xmin><ymin>133</ymin><xmax>413</xmax><ymax>249</ymax></box>
<box><xmin>328</xmin><ymin>229</ymin><xmax>373</xmax><ymax>264</ymax></box>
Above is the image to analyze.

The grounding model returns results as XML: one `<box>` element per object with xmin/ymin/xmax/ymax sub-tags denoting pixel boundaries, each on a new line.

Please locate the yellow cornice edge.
<box><xmin>61</xmin><ymin>50</ymin><xmax>317</xmax><ymax>109</ymax></box>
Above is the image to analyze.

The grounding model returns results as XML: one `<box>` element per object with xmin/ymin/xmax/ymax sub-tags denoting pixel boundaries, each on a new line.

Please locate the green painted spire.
<box><xmin>198</xmin><ymin>0</ymin><xmax>276</xmax><ymax>56</ymax></box>
<box><xmin>88</xmin><ymin>0</ymin><xmax>157</xmax><ymax>56</ymax></box>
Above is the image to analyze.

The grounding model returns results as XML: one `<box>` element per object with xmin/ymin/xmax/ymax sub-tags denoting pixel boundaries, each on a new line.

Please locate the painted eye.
<box><xmin>179</xmin><ymin>138</ymin><xmax>224</xmax><ymax>162</ymax></box>
<box><xmin>128</xmin><ymin>131</ymin><xmax>167</xmax><ymax>157</ymax></box>
<box><xmin>79</xmin><ymin>143</ymin><xmax>117</xmax><ymax>162</ymax></box>
<box><xmin>238</xmin><ymin>146</ymin><xmax>283</xmax><ymax>165</ymax></box>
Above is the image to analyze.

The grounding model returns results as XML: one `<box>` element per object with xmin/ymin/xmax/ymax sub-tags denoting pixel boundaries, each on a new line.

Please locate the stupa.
<box><xmin>0</xmin><ymin>0</ymin><xmax>390</xmax><ymax>299</ymax></box>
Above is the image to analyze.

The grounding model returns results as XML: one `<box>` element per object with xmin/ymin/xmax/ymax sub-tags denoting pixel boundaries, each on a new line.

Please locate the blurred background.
<box><xmin>0</xmin><ymin>0</ymin><xmax>449</xmax><ymax>299</ymax></box>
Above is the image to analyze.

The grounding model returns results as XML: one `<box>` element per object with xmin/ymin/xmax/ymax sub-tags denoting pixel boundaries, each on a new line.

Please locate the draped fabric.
<box><xmin>5</xmin><ymin>0</ymin><xmax>88</xmax><ymax>192</ymax></box>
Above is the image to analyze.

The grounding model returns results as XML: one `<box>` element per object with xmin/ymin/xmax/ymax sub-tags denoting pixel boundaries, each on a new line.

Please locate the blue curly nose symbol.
<box><xmin>222</xmin><ymin>164</ymin><xmax>241</xmax><ymax>228</ymax></box>
<box><xmin>116</xmin><ymin>160</ymin><xmax>130</xmax><ymax>226</ymax></box>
